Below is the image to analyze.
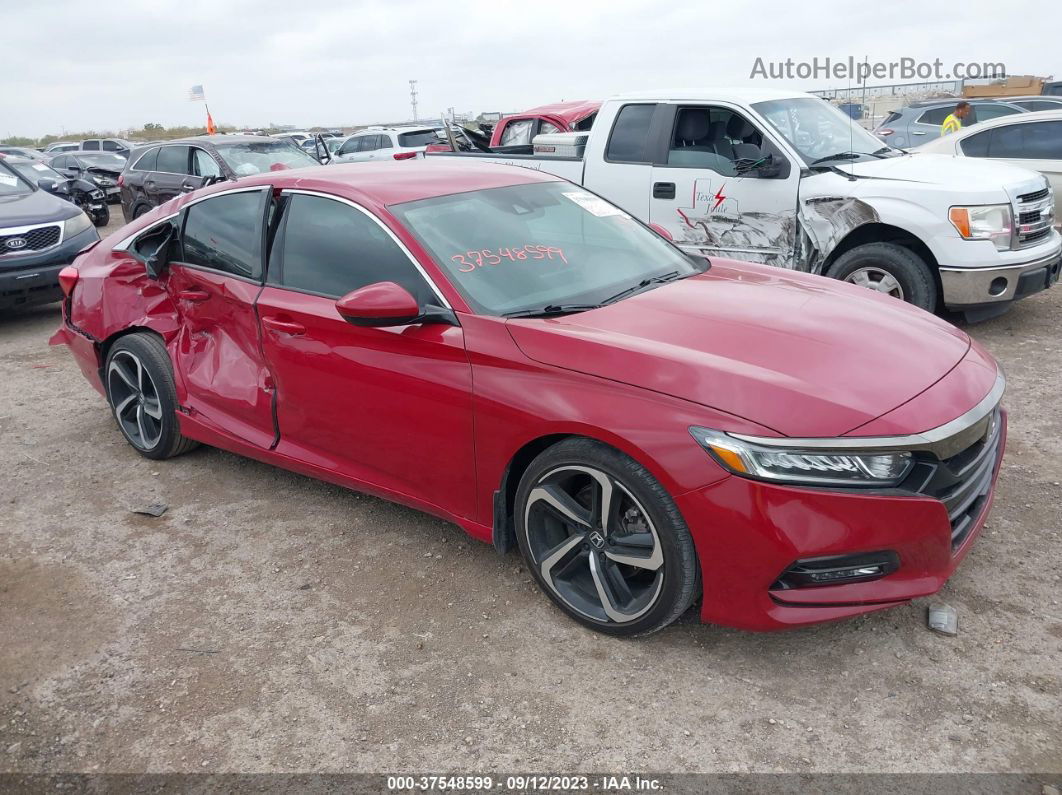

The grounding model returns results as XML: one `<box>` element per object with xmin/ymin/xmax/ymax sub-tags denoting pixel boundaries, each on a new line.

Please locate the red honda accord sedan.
<box><xmin>52</xmin><ymin>161</ymin><xmax>1006</xmax><ymax>635</ymax></box>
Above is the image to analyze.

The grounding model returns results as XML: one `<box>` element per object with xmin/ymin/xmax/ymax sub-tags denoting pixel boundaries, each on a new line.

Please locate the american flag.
<box><xmin>188</xmin><ymin>85</ymin><xmax>205</xmax><ymax>102</ymax></box>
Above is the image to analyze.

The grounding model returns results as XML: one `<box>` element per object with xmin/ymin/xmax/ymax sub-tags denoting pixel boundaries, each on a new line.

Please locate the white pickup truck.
<box><xmin>429</xmin><ymin>88</ymin><xmax>1061</xmax><ymax>320</ymax></box>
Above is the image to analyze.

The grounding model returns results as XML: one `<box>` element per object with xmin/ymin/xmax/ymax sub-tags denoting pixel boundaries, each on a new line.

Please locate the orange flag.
<box><xmin>206</xmin><ymin>110</ymin><xmax>217</xmax><ymax>135</ymax></box>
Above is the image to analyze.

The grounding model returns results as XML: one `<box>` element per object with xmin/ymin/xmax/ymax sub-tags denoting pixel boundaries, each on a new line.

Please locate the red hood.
<box><xmin>506</xmin><ymin>261</ymin><xmax>972</xmax><ymax>437</ymax></box>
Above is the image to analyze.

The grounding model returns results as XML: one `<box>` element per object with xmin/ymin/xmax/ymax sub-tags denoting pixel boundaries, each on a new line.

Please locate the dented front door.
<box><xmin>648</xmin><ymin>103</ymin><xmax>801</xmax><ymax>268</ymax></box>
<box><xmin>166</xmin><ymin>187</ymin><xmax>277</xmax><ymax>449</ymax></box>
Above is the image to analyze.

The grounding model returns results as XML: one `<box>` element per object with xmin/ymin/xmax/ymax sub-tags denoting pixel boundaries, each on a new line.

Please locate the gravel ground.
<box><xmin>1</xmin><ymin>210</ymin><xmax>1060</xmax><ymax>775</ymax></box>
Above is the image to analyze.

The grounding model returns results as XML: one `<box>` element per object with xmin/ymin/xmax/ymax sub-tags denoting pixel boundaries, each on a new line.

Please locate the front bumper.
<box><xmin>939</xmin><ymin>246</ymin><xmax>1061</xmax><ymax>315</ymax></box>
<box><xmin>0</xmin><ymin>227</ymin><xmax>99</xmax><ymax>310</ymax></box>
<box><xmin>676</xmin><ymin>411</ymin><xmax>1006</xmax><ymax>631</ymax></box>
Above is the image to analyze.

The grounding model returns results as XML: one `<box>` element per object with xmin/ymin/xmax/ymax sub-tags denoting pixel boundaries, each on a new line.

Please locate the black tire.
<box><xmin>515</xmin><ymin>438</ymin><xmax>699</xmax><ymax>637</ymax></box>
<box><xmin>133</xmin><ymin>203</ymin><xmax>152</xmax><ymax>219</ymax></box>
<box><xmin>92</xmin><ymin>205</ymin><xmax>110</xmax><ymax>227</ymax></box>
<box><xmin>826</xmin><ymin>242</ymin><xmax>938</xmax><ymax>312</ymax></box>
<box><xmin>104</xmin><ymin>333</ymin><xmax>199</xmax><ymax>460</ymax></box>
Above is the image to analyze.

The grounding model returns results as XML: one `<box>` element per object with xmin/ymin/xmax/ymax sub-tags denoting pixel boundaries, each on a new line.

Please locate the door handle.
<box><xmin>262</xmin><ymin>317</ymin><xmax>306</xmax><ymax>336</ymax></box>
<box><xmin>912</xmin><ymin>131</ymin><xmax>928</xmax><ymax>136</ymax></box>
<box><xmin>177</xmin><ymin>289</ymin><xmax>210</xmax><ymax>302</ymax></box>
<box><xmin>653</xmin><ymin>182</ymin><xmax>676</xmax><ymax>199</ymax></box>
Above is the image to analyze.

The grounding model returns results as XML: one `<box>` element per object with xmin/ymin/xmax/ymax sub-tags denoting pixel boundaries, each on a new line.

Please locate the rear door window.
<box><xmin>986</xmin><ymin>121</ymin><xmax>1062</xmax><ymax>159</ymax></box>
<box><xmin>156</xmin><ymin>146</ymin><xmax>191</xmax><ymax>174</ymax></box>
<box><xmin>131</xmin><ymin>147</ymin><xmax>159</xmax><ymax>171</ymax></box>
<box><xmin>916</xmin><ymin>107</ymin><xmax>951</xmax><ymax>125</ymax></box>
<box><xmin>605</xmin><ymin>104</ymin><xmax>657</xmax><ymax>162</ymax></box>
<box><xmin>102</xmin><ymin>140</ymin><xmax>120</xmax><ymax>152</ymax></box>
<box><xmin>180</xmin><ymin>190</ymin><xmax>267</xmax><ymax>279</ymax></box>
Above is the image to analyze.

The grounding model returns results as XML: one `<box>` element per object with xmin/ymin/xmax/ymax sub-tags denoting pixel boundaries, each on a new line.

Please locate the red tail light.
<box><xmin>117</xmin><ymin>175</ymin><xmax>125</xmax><ymax>187</ymax></box>
<box><xmin>58</xmin><ymin>266</ymin><xmax>79</xmax><ymax>296</ymax></box>
<box><xmin>393</xmin><ymin>151</ymin><xmax>418</xmax><ymax>160</ymax></box>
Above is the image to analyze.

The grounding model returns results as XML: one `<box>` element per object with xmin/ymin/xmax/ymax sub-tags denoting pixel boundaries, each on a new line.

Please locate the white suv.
<box><xmin>331</xmin><ymin>126</ymin><xmax>440</xmax><ymax>163</ymax></box>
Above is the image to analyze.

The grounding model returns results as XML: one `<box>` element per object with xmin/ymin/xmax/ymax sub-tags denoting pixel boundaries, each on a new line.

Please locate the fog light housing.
<box><xmin>771</xmin><ymin>551</ymin><xmax>900</xmax><ymax>590</ymax></box>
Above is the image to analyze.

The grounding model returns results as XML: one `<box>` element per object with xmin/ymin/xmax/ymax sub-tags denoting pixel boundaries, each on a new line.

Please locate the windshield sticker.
<box><xmin>451</xmin><ymin>246</ymin><xmax>568</xmax><ymax>273</ymax></box>
<box><xmin>0</xmin><ymin>174</ymin><xmax>18</xmax><ymax>187</ymax></box>
<box><xmin>562</xmin><ymin>191</ymin><xmax>628</xmax><ymax>218</ymax></box>
<box><xmin>33</xmin><ymin>163</ymin><xmax>50</xmax><ymax>171</ymax></box>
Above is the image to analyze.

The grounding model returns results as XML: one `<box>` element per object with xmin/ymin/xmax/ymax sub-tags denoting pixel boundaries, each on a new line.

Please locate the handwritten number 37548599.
<box><xmin>452</xmin><ymin>245</ymin><xmax>568</xmax><ymax>273</ymax></box>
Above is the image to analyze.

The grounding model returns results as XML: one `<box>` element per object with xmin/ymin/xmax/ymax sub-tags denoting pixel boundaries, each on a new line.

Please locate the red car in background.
<box><xmin>489</xmin><ymin>100</ymin><xmax>600</xmax><ymax>149</ymax></box>
<box><xmin>52</xmin><ymin>161</ymin><xmax>1005</xmax><ymax>635</ymax></box>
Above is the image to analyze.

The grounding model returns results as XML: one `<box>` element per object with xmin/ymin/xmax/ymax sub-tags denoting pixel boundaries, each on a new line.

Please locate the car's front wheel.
<box><xmin>826</xmin><ymin>242</ymin><xmax>938</xmax><ymax>312</ymax></box>
<box><xmin>105</xmin><ymin>333</ymin><xmax>199</xmax><ymax>460</ymax></box>
<box><xmin>515</xmin><ymin>438</ymin><xmax>699</xmax><ymax>637</ymax></box>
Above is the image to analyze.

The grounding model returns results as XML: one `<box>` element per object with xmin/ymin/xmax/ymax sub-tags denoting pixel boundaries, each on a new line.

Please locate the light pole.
<box><xmin>409</xmin><ymin>80</ymin><xmax>419</xmax><ymax>122</ymax></box>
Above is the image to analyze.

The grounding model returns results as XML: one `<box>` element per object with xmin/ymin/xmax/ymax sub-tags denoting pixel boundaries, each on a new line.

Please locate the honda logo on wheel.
<box><xmin>5</xmin><ymin>237</ymin><xmax>28</xmax><ymax>250</ymax></box>
<box><xmin>588</xmin><ymin>530</ymin><xmax>605</xmax><ymax>549</ymax></box>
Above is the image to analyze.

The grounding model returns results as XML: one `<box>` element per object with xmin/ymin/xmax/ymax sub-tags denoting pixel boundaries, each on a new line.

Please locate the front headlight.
<box><xmin>63</xmin><ymin>211</ymin><xmax>93</xmax><ymax>239</ymax></box>
<box><xmin>690</xmin><ymin>427</ymin><xmax>913</xmax><ymax>487</ymax></box>
<box><xmin>949</xmin><ymin>204</ymin><xmax>1012</xmax><ymax>251</ymax></box>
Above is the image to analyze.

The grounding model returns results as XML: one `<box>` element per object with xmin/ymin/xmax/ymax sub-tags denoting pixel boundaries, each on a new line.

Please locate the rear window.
<box><xmin>606</xmin><ymin>104</ymin><xmax>656</xmax><ymax>162</ymax></box>
<box><xmin>397</xmin><ymin>130</ymin><xmax>439</xmax><ymax>148</ymax></box>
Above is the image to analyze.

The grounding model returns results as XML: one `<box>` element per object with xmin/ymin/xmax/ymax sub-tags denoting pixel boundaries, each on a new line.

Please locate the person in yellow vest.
<box><xmin>941</xmin><ymin>101</ymin><xmax>971</xmax><ymax>135</ymax></box>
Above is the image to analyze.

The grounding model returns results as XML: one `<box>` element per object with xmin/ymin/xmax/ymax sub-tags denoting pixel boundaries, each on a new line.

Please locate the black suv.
<box><xmin>0</xmin><ymin>159</ymin><xmax>99</xmax><ymax>312</ymax></box>
<box><xmin>119</xmin><ymin>135</ymin><xmax>319</xmax><ymax>221</ymax></box>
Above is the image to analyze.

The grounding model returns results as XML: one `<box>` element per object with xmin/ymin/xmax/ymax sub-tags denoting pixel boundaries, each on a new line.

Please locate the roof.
<box><xmin>131</xmin><ymin>135</ymin><xmax>284</xmax><ymax>148</ymax></box>
<box><xmin>905</xmin><ymin>98</ymin><xmax>1025</xmax><ymax>108</ymax></box>
<box><xmin>510</xmin><ymin>100</ymin><xmax>600</xmax><ymax>123</ymax></box>
<box><xmin>350</xmin><ymin>126</ymin><xmax>438</xmax><ymax>135</ymax></box>
<box><xmin>609</xmin><ymin>87</ymin><xmax>814</xmax><ymax>104</ymax></box>
<box><xmin>215</xmin><ymin>159</ymin><xmax>562</xmax><ymax>207</ymax></box>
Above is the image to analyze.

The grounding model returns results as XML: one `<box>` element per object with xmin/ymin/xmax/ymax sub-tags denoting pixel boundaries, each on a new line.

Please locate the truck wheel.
<box><xmin>826</xmin><ymin>242</ymin><xmax>937</xmax><ymax>312</ymax></box>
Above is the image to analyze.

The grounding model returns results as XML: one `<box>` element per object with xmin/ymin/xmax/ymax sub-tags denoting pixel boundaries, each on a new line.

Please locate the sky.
<box><xmin>3</xmin><ymin>0</ymin><xmax>1059</xmax><ymax>138</ymax></box>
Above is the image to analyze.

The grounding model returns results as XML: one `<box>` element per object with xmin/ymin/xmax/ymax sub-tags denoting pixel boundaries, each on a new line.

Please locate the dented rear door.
<box><xmin>166</xmin><ymin>186</ymin><xmax>277</xmax><ymax>449</ymax></box>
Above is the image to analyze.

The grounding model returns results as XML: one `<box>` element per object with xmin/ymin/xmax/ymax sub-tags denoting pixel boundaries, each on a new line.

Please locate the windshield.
<box><xmin>6</xmin><ymin>159</ymin><xmax>62</xmax><ymax>183</ymax></box>
<box><xmin>78</xmin><ymin>152</ymin><xmax>127</xmax><ymax>168</ymax></box>
<box><xmin>214</xmin><ymin>141</ymin><xmax>318</xmax><ymax>175</ymax></box>
<box><xmin>391</xmin><ymin>181</ymin><xmax>704</xmax><ymax>316</ymax></box>
<box><xmin>752</xmin><ymin>97</ymin><xmax>893</xmax><ymax>164</ymax></box>
<box><xmin>397</xmin><ymin>129</ymin><xmax>440</xmax><ymax>148</ymax></box>
<box><xmin>0</xmin><ymin>161</ymin><xmax>33</xmax><ymax>195</ymax></box>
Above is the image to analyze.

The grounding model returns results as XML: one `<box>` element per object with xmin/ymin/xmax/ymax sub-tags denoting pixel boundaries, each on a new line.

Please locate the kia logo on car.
<box><xmin>5</xmin><ymin>237</ymin><xmax>28</xmax><ymax>250</ymax></box>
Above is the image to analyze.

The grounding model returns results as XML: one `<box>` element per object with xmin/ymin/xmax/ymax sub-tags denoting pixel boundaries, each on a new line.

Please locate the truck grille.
<box><xmin>0</xmin><ymin>223</ymin><xmax>62</xmax><ymax>256</ymax></box>
<box><xmin>905</xmin><ymin>409</ymin><xmax>1003</xmax><ymax>552</ymax></box>
<box><xmin>1013</xmin><ymin>184</ymin><xmax>1055</xmax><ymax>249</ymax></box>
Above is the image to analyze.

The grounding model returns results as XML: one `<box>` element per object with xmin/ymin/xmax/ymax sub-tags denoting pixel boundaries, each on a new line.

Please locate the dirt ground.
<box><xmin>1</xmin><ymin>210</ymin><xmax>1061</xmax><ymax>776</ymax></box>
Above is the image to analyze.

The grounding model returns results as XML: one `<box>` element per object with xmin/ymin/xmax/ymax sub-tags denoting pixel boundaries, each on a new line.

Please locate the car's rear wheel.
<box><xmin>105</xmin><ymin>334</ymin><xmax>198</xmax><ymax>460</ymax></box>
<box><xmin>133</xmin><ymin>204</ymin><xmax>151</xmax><ymax>219</ymax></box>
<box><xmin>515</xmin><ymin>438</ymin><xmax>699</xmax><ymax>637</ymax></box>
<box><xmin>826</xmin><ymin>242</ymin><xmax>937</xmax><ymax>312</ymax></box>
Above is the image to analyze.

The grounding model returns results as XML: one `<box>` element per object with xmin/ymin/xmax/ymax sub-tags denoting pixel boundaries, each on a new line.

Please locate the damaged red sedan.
<box><xmin>52</xmin><ymin>161</ymin><xmax>1005</xmax><ymax>635</ymax></box>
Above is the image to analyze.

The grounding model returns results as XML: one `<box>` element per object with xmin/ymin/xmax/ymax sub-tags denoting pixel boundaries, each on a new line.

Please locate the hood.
<box><xmin>838</xmin><ymin>152</ymin><xmax>1044</xmax><ymax>193</ymax></box>
<box><xmin>505</xmin><ymin>261</ymin><xmax>971</xmax><ymax>437</ymax></box>
<box><xmin>0</xmin><ymin>187</ymin><xmax>79</xmax><ymax>228</ymax></box>
<box><xmin>86</xmin><ymin>166</ymin><xmax>122</xmax><ymax>178</ymax></box>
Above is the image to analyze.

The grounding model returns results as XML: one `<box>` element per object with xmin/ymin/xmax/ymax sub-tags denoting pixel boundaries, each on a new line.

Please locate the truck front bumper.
<box><xmin>939</xmin><ymin>246</ymin><xmax>1061</xmax><ymax>320</ymax></box>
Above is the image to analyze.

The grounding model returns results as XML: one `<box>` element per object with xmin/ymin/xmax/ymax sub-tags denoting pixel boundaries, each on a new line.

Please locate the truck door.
<box><xmin>648</xmin><ymin>104</ymin><xmax>800</xmax><ymax>267</ymax></box>
<box><xmin>581</xmin><ymin>102</ymin><xmax>666</xmax><ymax>222</ymax></box>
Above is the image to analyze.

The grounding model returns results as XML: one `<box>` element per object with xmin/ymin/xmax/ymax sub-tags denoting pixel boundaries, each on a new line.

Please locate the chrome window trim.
<box><xmin>112</xmin><ymin>185</ymin><xmax>266</xmax><ymax>251</ymax></box>
<box><xmin>279</xmin><ymin>188</ymin><xmax>452</xmax><ymax>309</ymax></box>
<box><xmin>728</xmin><ymin>372</ymin><xmax>1005</xmax><ymax>459</ymax></box>
<box><xmin>113</xmin><ymin>213</ymin><xmax>179</xmax><ymax>251</ymax></box>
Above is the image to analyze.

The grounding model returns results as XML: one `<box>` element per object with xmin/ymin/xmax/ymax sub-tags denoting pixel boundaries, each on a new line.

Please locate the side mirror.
<box><xmin>37</xmin><ymin>178</ymin><xmax>57</xmax><ymax>192</ymax></box>
<box><xmin>648</xmin><ymin>223</ymin><xmax>673</xmax><ymax>241</ymax></box>
<box><xmin>335</xmin><ymin>281</ymin><xmax>422</xmax><ymax>327</ymax></box>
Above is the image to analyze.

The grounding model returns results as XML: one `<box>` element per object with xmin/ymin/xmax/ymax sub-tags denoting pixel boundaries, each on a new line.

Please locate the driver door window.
<box><xmin>268</xmin><ymin>193</ymin><xmax>434</xmax><ymax>304</ymax></box>
<box><xmin>192</xmin><ymin>148</ymin><xmax>222</xmax><ymax>178</ymax></box>
<box><xmin>666</xmin><ymin>106</ymin><xmax>766</xmax><ymax>176</ymax></box>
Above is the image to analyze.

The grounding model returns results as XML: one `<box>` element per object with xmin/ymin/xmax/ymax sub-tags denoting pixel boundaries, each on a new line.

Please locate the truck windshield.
<box><xmin>752</xmin><ymin>97</ymin><xmax>893</xmax><ymax>165</ymax></box>
<box><xmin>391</xmin><ymin>181</ymin><xmax>703</xmax><ymax>316</ymax></box>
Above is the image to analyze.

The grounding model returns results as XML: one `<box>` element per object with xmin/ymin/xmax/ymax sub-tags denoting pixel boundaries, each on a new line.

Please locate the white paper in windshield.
<box><xmin>562</xmin><ymin>191</ymin><xmax>629</xmax><ymax>218</ymax></box>
<box><xmin>33</xmin><ymin>163</ymin><xmax>50</xmax><ymax>171</ymax></box>
<box><xmin>0</xmin><ymin>174</ymin><xmax>18</xmax><ymax>187</ymax></box>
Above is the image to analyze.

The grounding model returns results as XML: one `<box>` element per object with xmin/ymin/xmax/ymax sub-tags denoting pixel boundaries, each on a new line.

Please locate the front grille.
<box><xmin>1021</xmin><ymin>227</ymin><xmax>1052</xmax><ymax>245</ymax></box>
<box><xmin>1019</xmin><ymin>209</ymin><xmax>1042</xmax><ymax>225</ymax></box>
<box><xmin>906</xmin><ymin>408</ymin><xmax>1003</xmax><ymax>551</ymax></box>
<box><xmin>1017</xmin><ymin>187</ymin><xmax>1049</xmax><ymax>204</ymax></box>
<box><xmin>0</xmin><ymin>223</ymin><xmax>61</xmax><ymax>255</ymax></box>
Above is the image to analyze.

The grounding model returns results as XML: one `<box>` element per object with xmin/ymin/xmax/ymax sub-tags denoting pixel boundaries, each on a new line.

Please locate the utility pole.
<box><xmin>409</xmin><ymin>80</ymin><xmax>419</xmax><ymax>122</ymax></box>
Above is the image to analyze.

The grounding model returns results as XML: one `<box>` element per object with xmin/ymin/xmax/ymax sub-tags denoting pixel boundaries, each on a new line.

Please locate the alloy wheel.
<box><xmin>844</xmin><ymin>266</ymin><xmax>905</xmax><ymax>299</ymax></box>
<box><xmin>107</xmin><ymin>350</ymin><xmax>164</xmax><ymax>450</ymax></box>
<box><xmin>523</xmin><ymin>465</ymin><xmax>664</xmax><ymax>624</ymax></box>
